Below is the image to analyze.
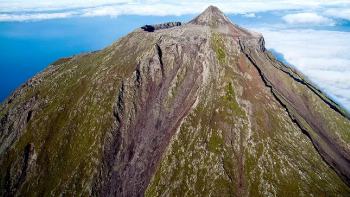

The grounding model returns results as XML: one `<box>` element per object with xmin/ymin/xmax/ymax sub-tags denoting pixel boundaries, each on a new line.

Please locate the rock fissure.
<box><xmin>155</xmin><ymin>43</ymin><xmax>165</xmax><ymax>78</ymax></box>
<box><xmin>221</xmin><ymin>156</ymin><xmax>233</xmax><ymax>183</ymax></box>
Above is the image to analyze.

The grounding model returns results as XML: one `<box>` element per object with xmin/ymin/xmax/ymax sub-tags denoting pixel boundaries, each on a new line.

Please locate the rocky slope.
<box><xmin>1</xmin><ymin>5</ymin><xmax>350</xmax><ymax>197</ymax></box>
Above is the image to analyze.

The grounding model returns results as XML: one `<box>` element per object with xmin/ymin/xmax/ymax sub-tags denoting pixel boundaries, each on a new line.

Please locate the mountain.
<box><xmin>1</xmin><ymin>5</ymin><xmax>350</xmax><ymax>196</ymax></box>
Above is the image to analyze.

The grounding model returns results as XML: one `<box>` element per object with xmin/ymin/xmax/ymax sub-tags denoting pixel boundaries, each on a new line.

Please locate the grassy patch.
<box><xmin>211</xmin><ymin>34</ymin><xmax>226</xmax><ymax>64</ymax></box>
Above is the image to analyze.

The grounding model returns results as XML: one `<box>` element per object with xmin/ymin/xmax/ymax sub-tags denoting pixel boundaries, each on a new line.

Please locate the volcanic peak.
<box><xmin>188</xmin><ymin>5</ymin><xmax>263</xmax><ymax>41</ymax></box>
<box><xmin>189</xmin><ymin>5</ymin><xmax>234</xmax><ymax>27</ymax></box>
<box><xmin>1</xmin><ymin>5</ymin><xmax>350</xmax><ymax>197</ymax></box>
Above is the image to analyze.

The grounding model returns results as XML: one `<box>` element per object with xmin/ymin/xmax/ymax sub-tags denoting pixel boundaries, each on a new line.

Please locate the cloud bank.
<box><xmin>0</xmin><ymin>12</ymin><xmax>75</xmax><ymax>22</ymax></box>
<box><xmin>324</xmin><ymin>9</ymin><xmax>350</xmax><ymax>21</ymax></box>
<box><xmin>282</xmin><ymin>13</ymin><xmax>335</xmax><ymax>26</ymax></box>
<box><xmin>255</xmin><ymin>28</ymin><xmax>350</xmax><ymax>112</ymax></box>
<box><xmin>0</xmin><ymin>0</ymin><xmax>350</xmax><ymax>22</ymax></box>
<box><xmin>243</xmin><ymin>13</ymin><xmax>256</xmax><ymax>18</ymax></box>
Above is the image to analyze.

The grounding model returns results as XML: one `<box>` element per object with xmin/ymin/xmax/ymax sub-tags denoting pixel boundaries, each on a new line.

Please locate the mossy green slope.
<box><xmin>146</xmin><ymin>33</ymin><xmax>350</xmax><ymax>196</ymax></box>
<box><xmin>0</xmin><ymin>5</ymin><xmax>350</xmax><ymax>197</ymax></box>
<box><xmin>0</xmin><ymin>31</ymin><xmax>156</xmax><ymax>196</ymax></box>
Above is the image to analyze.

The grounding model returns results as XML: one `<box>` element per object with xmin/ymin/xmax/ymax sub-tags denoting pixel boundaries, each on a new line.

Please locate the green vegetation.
<box><xmin>165</xmin><ymin>66</ymin><xmax>187</xmax><ymax>109</ymax></box>
<box><xmin>0</xmin><ymin>32</ymin><xmax>157</xmax><ymax>196</ymax></box>
<box><xmin>217</xmin><ymin>47</ymin><xmax>226</xmax><ymax>63</ymax></box>
<box><xmin>147</xmin><ymin>49</ymin><xmax>350</xmax><ymax>196</ymax></box>
<box><xmin>146</xmin><ymin>80</ymin><xmax>249</xmax><ymax>196</ymax></box>
<box><xmin>211</xmin><ymin>33</ymin><xmax>226</xmax><ymax>63</ymax></box>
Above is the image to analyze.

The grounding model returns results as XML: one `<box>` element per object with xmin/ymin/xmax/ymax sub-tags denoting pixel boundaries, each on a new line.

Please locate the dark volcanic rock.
<box><xmin>1</xmin><ymin>5</ymin><xmax>350</xmax><ymax>197</ymax></box>
<box><xmin>141</xmin><ymin>25</ymin><xmax>155</xmax><ymax>32</ymax></box>
<box><xmin>141</xmin><ymin>22</ymin><xmax>181</xmax><ymax>32</ymax></box>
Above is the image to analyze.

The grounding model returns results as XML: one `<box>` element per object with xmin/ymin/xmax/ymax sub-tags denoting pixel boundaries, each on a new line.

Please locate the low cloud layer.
<box><xmin>282</xmin><ymin>13</ymin><xmax>335</xmax><ymax>26</ymax></box>
<box><xmin>324</xmin><ymin>9</ymin><xmax>350</xmax><ymax>21</ymax></box>
<box><xmin>255</xmin><ymin>28</ymin><xmax>350</xmax><ymax>112</ymax></box>
<box><xmin>0</xmin><ymin>12</ymin><xmax>75</xmax><ymax>22</ymax></box>
<box><xmin>243</xmin><ymin>13</ymin><xmax>256</xmax><ymax>18</ymax></box>
<box><xmin>0</xmin><ymin>0</ymin><xmax>350</xmax><ymax>22</ymax></box>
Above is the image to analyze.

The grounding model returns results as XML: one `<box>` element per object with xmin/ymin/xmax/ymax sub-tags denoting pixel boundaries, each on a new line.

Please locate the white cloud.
<box><xmin>324</xmin><ymin>9</ymin><xmax>350</xmax><ymax>20</ymax></box>
<box><xmin>0</xmin><ymin>0</ymin><xmax>133</xmax><ymax>12</ymax></box>
<box><xmin>80</xmin><ymin>4</ymin><xmax>202</xmax><ymax>17</ymax></box>
<box><xmin>0</xmin><ymin>12</ymin><xmax>75</xmax><ymax>22</ymax></box>
<box><xmin>243</xmin><ymin>13</ymin><xmax>256</xmax><ymax>18</ymax></box>
<box><xmin>1</xmin><ymin>0</ymin><xmax>350</xmax><ymax>21</ymax></box>
<box><xmin>254</xmin><ymin>28</ymin><xmax>350</xmax><ymax>112</ymax></box>
<box><xmin>282</xmin><ymin>13</ymin><xmax>335</xmax><ymax>26</ymax></box>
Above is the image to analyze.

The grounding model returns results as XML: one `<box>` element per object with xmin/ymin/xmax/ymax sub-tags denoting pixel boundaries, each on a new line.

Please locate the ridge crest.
<box><xmin>188</xmin><ymin>5</ymin><xmax>234</xmax><ymax>27</ymax></box>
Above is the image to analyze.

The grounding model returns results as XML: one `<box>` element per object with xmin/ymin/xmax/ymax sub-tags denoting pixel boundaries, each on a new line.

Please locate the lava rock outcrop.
<box><xmin>141</xmin><ymin>22</ymin><xmax>182</xmax><ymax>32</ymax></box>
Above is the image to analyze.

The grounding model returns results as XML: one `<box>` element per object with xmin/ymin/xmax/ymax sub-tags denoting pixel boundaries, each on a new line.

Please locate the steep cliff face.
<box><xmin>1</xmin><ymin>6</ymin><xmax>350</xmax><ymax>196</ymax></box>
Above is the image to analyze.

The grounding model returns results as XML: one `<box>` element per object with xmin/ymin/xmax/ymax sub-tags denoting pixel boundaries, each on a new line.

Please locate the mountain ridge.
<box><xmin>1</xmin><ymin>5</ymin><xmax>350</xmax><ymax>196</ymax></box>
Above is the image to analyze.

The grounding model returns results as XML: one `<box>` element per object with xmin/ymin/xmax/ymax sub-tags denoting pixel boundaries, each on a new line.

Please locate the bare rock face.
<box><xmin>189</xmin><ymin>5</ymin><xmax>233</xmax><ymax>27</ymax></box>
<box><xmin>141</xmin><ymin>22</ymin><xmax>181</xmax><ymax>32</ymax></box>
<box><xmin>1</xmin><ymin>5</ymin><xmax>350</xmax><ymax>197</ymax></box>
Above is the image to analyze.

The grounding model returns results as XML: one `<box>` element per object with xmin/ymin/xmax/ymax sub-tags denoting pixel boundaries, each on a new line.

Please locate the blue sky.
<box><xmin>1</xmin><ymin>0</ymin><xmax>350</xmax><ymax>112</ymax></box>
